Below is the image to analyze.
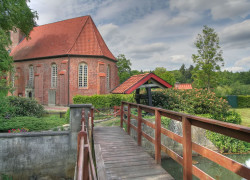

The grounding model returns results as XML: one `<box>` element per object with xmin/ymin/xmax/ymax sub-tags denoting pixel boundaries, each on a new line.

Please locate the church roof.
<box><xmin>10</xmin><ymin>16</ymin><xmax>116</xmax><ymax>61</ymax></box>
<box><xmin>111</xmin><ymin>73</ymin><xmax>172</xmax><ymax>94</ymax></box>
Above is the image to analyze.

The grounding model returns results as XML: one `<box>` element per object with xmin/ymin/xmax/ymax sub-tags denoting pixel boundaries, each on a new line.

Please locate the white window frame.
<box><xmin>51</xmin><ymin>64</ymin><xmax>57</xmax><ymax>88</ymax></box>
<box><xmin>28</xmin><ymin>65</ymin><xmax>34</xmax><ymax>87</ymax></box>
<box><xmin>78</xmin><ymin>63</ymin><xmax>88</xmax><ymax>88</ymax></box>
<box><xmin>107</xmin><ymin>65</ymin><xmax>110</xmax><ymax>89</ymax></box>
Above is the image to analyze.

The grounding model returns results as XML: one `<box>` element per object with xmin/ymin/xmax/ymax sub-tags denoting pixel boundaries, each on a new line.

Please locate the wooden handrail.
<box><xmin>120</xmin><ymin>101</ymin><xmax>250</xmax><ymax>180</ymax></box>
<box><xmin>76</xmin><ymin>108</ymin><xmax>97</xmax><ymax>180</ymax></box>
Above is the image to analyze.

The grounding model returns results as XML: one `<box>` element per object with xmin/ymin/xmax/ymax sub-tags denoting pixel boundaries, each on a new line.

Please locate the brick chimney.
<box><xmin>9</xmin><ymin>29</ymin><xmax>24</xmax><ymax>52</ymax></box>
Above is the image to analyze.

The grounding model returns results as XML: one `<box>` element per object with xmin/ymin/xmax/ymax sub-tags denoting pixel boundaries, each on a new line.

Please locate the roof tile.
<box><xmin>112</xmin><ymin>73</ymin><xmax>172</xmax><ymax>94</ymax></box>
<box><xmin>11</xmin><ymin>16</ymin><xmax>116</xmax><ymax>61</ymax></box>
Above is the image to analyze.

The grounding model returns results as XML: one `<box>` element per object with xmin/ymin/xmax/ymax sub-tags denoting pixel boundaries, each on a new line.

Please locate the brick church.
<box><xmin>10</xmin><ymin>15</ymin><xmax>119</xmax><ymax>106</ymax></box>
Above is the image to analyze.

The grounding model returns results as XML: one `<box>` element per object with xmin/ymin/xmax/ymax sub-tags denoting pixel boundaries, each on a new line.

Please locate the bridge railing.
<box><xmin>76</xmin><ymin>108</ymin><xmax>96</xmax><ymax>180</ymax></box>
<box><xmin>120</xmin><ymin>101</ymin><xmax>250</xmax><ymax>180</ymax></box>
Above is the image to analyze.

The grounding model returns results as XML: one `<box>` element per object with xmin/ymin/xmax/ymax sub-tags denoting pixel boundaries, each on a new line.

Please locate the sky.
<box><xmin>28</xmin><ymin>0</ymin><xmax>250</xmax><ymax>72</ymax></box>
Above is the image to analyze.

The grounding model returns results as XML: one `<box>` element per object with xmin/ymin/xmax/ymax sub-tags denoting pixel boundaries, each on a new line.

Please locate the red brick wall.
<box><xmin>13</xmin><ymin>56</ymin><xmax>119</xmax><ymax>106</ymax></box>
<box><xmin>68</xmin><ymin>57</ymin><xmax>119</xmax><ymax>104</ymax></box>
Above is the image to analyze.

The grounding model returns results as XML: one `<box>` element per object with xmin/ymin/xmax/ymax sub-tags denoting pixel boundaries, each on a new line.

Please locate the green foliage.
<box><xmin>7</xmin><ymin>96</ymin><xmax>45</xmax><ymax>117</ymax></box>
<box><xmin>149</xmin><ymin>88</ymin><xmax>248</xmax><ymax>153</ymax></box>
<box><xmin>192</xmin><ymin>25</ymin><xmax>224</xmax><ymax>89</ymax></box>
<box><xmin>0</xmin><ymin>174</ymin><xmax>12</xmax><ymax>180</ymax></box>
<box><xmin>0</xmin><ymin>0</ymin><xmax>38</xmax><ymax>95</ymax></box>
<box><xmin>173</xmin><ymin>64</ymin><xmax>194</xmax><ymax>83</ymax></box>
<box><xmin>238</xmin><ymin>95</ymin><xmax>250</xmax><ymax>108</ymax></box>
<box><xmin>231</xmin><ymin>83</ymin><xmax>250</xmax><ymax>95</ymax></box>
<box><xmin>0</xmin><ymin>96</ymin><xmax>45</xmax><ymax>118</ymax></box>
<box><xmin>153</xmin><ymin>67</ymin><xmax>176</xmax><ymax>86</ymax></box>
<box><xmin>117</xmin><ymin>54</ymin><xmax>132</xmax><ymax>83</ymax></box>
<box><xmin>206</xmin><ymin>131</ymin><xmax>248</xmax><ymax>153</ymax></box>
<box><xmin>0</xmin><ymin>115</ymin><xmax>67</xmax><ymax>132</ymax></box>
<box><xmin>73</xmin><ymin>94</ymin><xmax>135</xmax><ymax>109</ymax></box>
<box><xmin>65</xmin><ymin>109</ymin><xmax>70</xmax><ymax>123</ymax></box>
<box><xmin>151</xmin><ymin>88</ymin><xmax>230</xmax><ymax>116</ymax></box>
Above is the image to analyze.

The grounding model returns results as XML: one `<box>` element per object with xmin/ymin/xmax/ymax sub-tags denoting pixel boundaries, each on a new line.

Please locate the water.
<box><xmin>162</xmin><ymin>154</ymin><xmax>250</xmax><ymax>180</ymax></box>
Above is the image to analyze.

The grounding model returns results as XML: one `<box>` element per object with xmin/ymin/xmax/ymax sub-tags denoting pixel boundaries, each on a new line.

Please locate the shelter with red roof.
<box><xmin>10</xmin><ymin>15</ymin><xmax>119</xmax><ymax>106</ymax></box>
<box><xmin>111</xmin><ymin>73</ymin><xmax>172</xmax><ymax>105</ymax></box>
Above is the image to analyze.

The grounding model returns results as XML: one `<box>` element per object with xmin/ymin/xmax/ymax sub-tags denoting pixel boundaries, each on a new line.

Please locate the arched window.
<box><xmin>51</xmin><ymin>64</ymin><xmax>57</xmax><ymax>88</ymax></box>
<box><xmin>78</xmin><ymin>63</ymin><xmax>88</xmax><ymax>88</ymax></box>
<box><xmin>28</xmin><ymin>65</ymin><xmax>34</xmax><ymax>87</ymax></box>
<box><xmin>107</xmin><ymin>65</ymin><xmax>110</xmax><ymax>89</ymax></box>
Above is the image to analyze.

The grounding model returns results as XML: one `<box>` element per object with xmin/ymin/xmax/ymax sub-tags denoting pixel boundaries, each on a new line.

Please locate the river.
<box><xmin>162</xmin><ymin>154</ymin><xmax>250</xmax><ymax>180</ymax></box>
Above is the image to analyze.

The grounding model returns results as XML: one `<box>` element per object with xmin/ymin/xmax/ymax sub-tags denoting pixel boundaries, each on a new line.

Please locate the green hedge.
<box><xmin>73</xmin><ymin>94</ymin><xmax>135</xmax><ymax>109</ymax></box>
<box><xmin>238</xmin><ymin>95</ymin><xmax>250</xmax><ymax>108</ymax></box>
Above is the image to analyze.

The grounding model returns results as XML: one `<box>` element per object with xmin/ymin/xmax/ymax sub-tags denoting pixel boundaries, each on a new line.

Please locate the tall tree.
<box><xmin>0</xmin><ymin>0</ymin><xmax>38</xmax><ymax>95</ymax></box>
<box><xmin>116</xmin><ymin>54</ymin><xmax>132</xmax><ymax>83</ymax></box>
<box><xmin>192</xmin><ymin>25</ymin><xmax>224</xmax><ymax>89</ymax></box>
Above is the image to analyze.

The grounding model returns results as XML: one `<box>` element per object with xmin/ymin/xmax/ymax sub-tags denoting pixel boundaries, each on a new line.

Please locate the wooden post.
<box><xmin>155</xmin><ymin>109</ymin><xmax>161</xmax><ymax>164</ymax></box>
<box><xmin>83</xmin><ymin>144</ymin><xmax>89</xmax><ymax>180</ymax></box>
<box><xmin>147</xmin><ymin>87</ymin><xmax>152</xmax><ymax>106</ymax></box>
<box><xmin>127</xmin><ymin>104</ymin><xmax>131</xmax><ymax>135</ymax></box>
<box><xmin>137</xmin><ymin>106</ymin><xmax>142</xmax><ymax>146</ymax></box>
<box><xmin>182</xmin><ymin>116</ymin><xmax>192</xmax><ymax>180</ymax></box>
<box><xmin>91</xmin><ymin>108</ymin><xmax>94</xmax><ymax>130</ymax></box>
<box><xmin>120</xmin><ymin>102</ymin><xmax>124</xmax><ymax>128</ymax></box>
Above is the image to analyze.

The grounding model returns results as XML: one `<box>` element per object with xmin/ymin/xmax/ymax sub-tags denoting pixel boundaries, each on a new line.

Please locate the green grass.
<box><xmin>0</xmin><ymin>115</ymin><xmax>68</xmax><ymax>132</ymax></box>
<box><xmin>232</xmin><ymin>108</ymin><xmax>250</xmax><ymax>127</ymax></box>
<box><xmin>95</xmin><ymin>118</ymin><xmax>120</xmax><ymax>127</ymax></box>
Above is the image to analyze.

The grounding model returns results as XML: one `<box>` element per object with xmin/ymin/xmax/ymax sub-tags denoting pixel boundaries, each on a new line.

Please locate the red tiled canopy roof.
<box><xmin>10</xmin><ymin>16</ymin><xmax>116</xmax><ymax>61</ymax></box>
<box><xmin>175</xmin><ymin>83</ymin><xmax>192</xmax><ymax>90</ymax></box>
<box><xmin>111</xmin><ymin>73</ymin><xmax>172</xmax><ymax>94</ymax></box>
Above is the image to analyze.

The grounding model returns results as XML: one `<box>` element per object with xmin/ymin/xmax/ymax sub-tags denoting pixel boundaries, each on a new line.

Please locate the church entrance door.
<box><xmin>48</xmin><ymin>90</ymin><xmax>56</xmax><ymax>106</ymax></box>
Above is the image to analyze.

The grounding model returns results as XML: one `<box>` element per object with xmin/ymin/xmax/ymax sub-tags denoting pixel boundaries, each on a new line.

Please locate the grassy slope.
<box><xmin>233</xmin><ymin>108</ymin><xmax>250</xmax><ymax>127</ymax></box>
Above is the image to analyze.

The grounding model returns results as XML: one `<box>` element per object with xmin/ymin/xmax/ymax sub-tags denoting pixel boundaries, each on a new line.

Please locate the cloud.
<box><xmin>211</xmin><ymin>0</ymin><xmax>250</xmax><ymax>20</ymax></box>
<box><xmin>170</xmin><ymin>55</ymin><xmax>191</xmax><ymax>64</ymax></box>
<box><xmin>169</xmin><ymin>0</ymin><xmax>250</xmax><ymax>20</ymax></box>
<box><xmin>220</xmin><ymin>20</ymin><xmax>250</xmax><ymax>49</ymax></box>
<box><xmin>235</xmin><ymin>56</ymin><xmax>250</xmax><ymax>67</ymax></box>
<box><xmin>128</xmin><ymin>43</ymin><xmax>168</xmax><ymax>54</ymax></box>
<box><xmin>222</xmin><ymin>56</ymin><xmax>250</xmax><ymax>72</ymax></box>
<box><xmin>222</xmin><ymin>66</ymin><xmax>244</xmax><ymax>72</ymax></box>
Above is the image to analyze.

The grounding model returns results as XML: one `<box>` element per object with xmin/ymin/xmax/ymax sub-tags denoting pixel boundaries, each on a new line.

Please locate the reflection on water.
<box><xmin>162</xmin><ymin>154</ymin><xmax>250</xmax><ymax>180</ymax></box>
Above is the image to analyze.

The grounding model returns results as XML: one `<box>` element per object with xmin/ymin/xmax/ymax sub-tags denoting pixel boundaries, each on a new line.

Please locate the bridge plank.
<box><xmin>94</xmin><ymin>126</ymin><xmax>174</xmax><ymax>180</ymax></box>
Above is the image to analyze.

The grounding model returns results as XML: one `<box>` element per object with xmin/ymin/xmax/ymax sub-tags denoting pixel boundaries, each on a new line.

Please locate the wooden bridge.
<box><xmin>75</xmin><ymin>102</ymin><xmax>250</xmax><ymax>180</ymax></box>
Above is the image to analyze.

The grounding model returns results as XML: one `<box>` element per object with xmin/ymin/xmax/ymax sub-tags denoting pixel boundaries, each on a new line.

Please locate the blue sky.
<box><xmin>28</xmin><ymin>0</ymin><xmax>250</xmax><ymax>72</ymax></box>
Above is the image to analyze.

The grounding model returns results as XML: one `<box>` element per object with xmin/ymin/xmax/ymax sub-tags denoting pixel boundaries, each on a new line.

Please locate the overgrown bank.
<box><xmin>0</xmin><ymin>96</ymin><xmax>68</xmax><ymax>132</ymax></box>
<box><xmin>150</xmin><ymin>88</ymin><xmax>249</xmax><ymax>153</ymax></box>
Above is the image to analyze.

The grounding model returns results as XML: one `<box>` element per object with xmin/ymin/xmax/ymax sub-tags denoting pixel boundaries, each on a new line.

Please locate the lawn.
<box><xmin>233</xmin><ymin>108</ymin><xmax>250</xmax><ymax>127</ymax></box>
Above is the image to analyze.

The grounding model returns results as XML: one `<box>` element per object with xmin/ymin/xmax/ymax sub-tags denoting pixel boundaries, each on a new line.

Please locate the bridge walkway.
<box><xmin>94</xmin><ymin>126</ymin><xmax>174</xmax><ymax>180</ymax></box>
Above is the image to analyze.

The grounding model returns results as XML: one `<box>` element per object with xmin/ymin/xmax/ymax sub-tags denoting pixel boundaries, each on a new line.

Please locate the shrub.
<box><xmin>151</xmin><ymin>88</ymin><xmax>230</xmax><ymax>117</ymax></box>
<box><xmin>73</xmin><ymin>94</ymin><xmax>135</xmax><ymax>109</ymax></box>
<box><xmin>0</xmin><ymin>115</ymin><xmax>66</xmax><ymax>132</ymax></box>
<box><xmin>238</xmin><ymin>95</ymin><xmax>250</xmax><ymax>108</ymax></box>
<box><xmin>65</xmin><ymin>109</ymin><xmax>70</xmax><ymax>123</ymax></box>
<box><xmin>206</xmin><ymin>131</ymin><xmax>248</xmax><ymax>153</ymax></box>
<box><xmin>0</xmin><ymin>97</ymin><xmax>15</xmax><ymax>118</ymax></box>
<box><xmin>7</xmin><ymin>96</ymin><xmax>45</xmax><ymax>117</ymax></box>
<box><xmin>150</xmin><ymin>89</ymin><xmax>247</xmax><ymax>153</ymax></box>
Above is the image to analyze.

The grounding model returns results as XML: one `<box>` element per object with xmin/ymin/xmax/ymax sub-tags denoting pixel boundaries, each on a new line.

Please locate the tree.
<box><xmin>116</xmin><ymin>54</ymin><xmax>132</xmax><ymax>83</ymax></box>
<box><xmin>192</xmin><ymin>25</ymin><xmax>224</xmax><ymax>90</ymax></box>
<box><xmin>0</xmin><ymin>0</ymin><xmax>38</xmax><ymax>96</ymax></box>
<box><xmin>154</xmin><ymin>67</ymin><xmax>176</xmax><ymax>86</ymax></box>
